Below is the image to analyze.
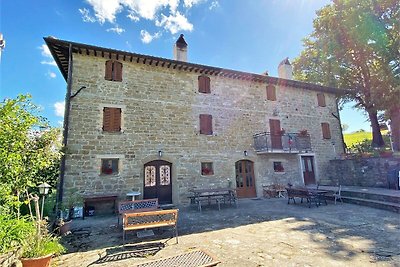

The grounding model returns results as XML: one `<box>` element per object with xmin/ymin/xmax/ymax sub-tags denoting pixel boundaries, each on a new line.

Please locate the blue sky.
<box><xmin>1</xmin><ymin>0</ymin><xmax>370</xmax><ymax>132</ymax></box>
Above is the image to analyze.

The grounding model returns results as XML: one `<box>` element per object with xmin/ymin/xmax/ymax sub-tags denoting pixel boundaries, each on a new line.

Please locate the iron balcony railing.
<box><xmin>253</xmin><ymin>132</ymin><xmax>312</xmax><ymax>153</ymax></box>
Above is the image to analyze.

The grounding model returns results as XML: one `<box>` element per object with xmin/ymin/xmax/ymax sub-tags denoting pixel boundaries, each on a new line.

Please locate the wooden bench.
<box><xmin>118</xmin><ymin>198</ymin><xmax>159</xmax><ymax>224</ymax></box>
<box><xmin>123</xmin><ymin>209</ymin><xmax>179</xmax><ymax>244</ymax></box>
<box><xmin>83</xmin><ymin>194</ymin><xmax>118</xmax><ymax>219</ymax></box>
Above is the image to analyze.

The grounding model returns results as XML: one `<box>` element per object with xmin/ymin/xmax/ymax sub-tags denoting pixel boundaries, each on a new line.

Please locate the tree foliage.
<box><xmin>293</xmin><ymin>0</ymin><xmax>400</xmax><ymax>147</ymax></box>
<box><xmin>0</xmin><ymin>95</ymin><xmax>62</xmax><ymax>216</ymax></box>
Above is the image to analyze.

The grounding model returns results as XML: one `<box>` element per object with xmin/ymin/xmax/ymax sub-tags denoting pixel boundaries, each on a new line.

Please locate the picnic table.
<box><xmin>189</xmin><ymin>188</ymin><xmax>238</xmax><ymax>212</ymax></box>
<box><xmin>286</xmin><ymin>187</ymin><xmax>328</xmax><ymax>208</ymax></box>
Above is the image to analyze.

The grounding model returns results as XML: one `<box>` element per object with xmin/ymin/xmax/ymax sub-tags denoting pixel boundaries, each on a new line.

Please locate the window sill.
<box><xmin>274</xmin><ymin>171</ymin><xmax>286</xmax><ymax>174</ymax></box>
<box><xmin>102</xmin><ymin>131</ymin><xmax>124</xmax><ymax>134</ymax></box>
<box><xmin>99</xmin><ymin>173</ymin><xmax>120</xmax><ymax>177</ymax></box>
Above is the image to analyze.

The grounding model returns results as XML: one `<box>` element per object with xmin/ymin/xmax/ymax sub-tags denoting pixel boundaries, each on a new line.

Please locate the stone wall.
<box><xmin>325</xmin><ymin>157</ymin><xmax>400</xmax><ymax>188</ymax></box>
<box><xmin>63</xmin><ymin>53</ymin><xmax>345</xmax><ymax>204</ymax></box>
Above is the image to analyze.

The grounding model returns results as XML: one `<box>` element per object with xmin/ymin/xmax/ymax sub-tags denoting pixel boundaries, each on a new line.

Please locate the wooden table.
<box><xmin>286</xmin><ymin>187</ymin><xmax>328</xmax><ymax>208</ymax></box>
<box><xmin>189</xmin><ymin>188</ymin><xmax>237</xmax><ymax>212</ymax></box>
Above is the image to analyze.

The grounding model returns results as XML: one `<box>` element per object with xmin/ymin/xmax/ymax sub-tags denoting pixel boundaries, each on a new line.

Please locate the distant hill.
<box><xmin>343</xmin><ymin>130</ymin><xmax>389</xmax><ymax>148</ymax></box>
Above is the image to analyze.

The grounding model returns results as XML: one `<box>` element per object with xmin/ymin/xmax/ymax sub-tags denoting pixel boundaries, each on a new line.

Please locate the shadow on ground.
<box><xmin>59</xmin><ymin>198</ymin><xmax>400</xmax><ymax>266</ymax></box>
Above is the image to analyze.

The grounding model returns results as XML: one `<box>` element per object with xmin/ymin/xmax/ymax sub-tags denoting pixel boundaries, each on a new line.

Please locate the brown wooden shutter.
<box><xmin>321</xmin><ymin>122</ymin><xmax>331</xmax><ymax>139</ymax></box>
<box><xmin>114</xmin><ymin>61</ymin><xmax>123</xmax><ymax>82</ymax></box>
<box><xmin>317</xmin><ymin>93</ymin><xmax>326</xmax><ymax>107</ymax></box>
<box><xmin>204</xmin><ymin>76</ymin><xmax>210</xmax><ymax>93</ymax></box>
<box><xmin>269</xmin><ymin>119</ymin><xmax>281</xmax><ymax>134</ymax></box>
<box><xmin>105</xmin><ymin>60</ymin><xmax>113</xmax><ymax>81</ymax></box>
<box><xmin>198</xmin><ymin>76</ymin><xmax>211</xmax><ymax>93</ymax></box>
<box><xmin>103</xmin><ymin>107</ymin><xmax>112</xmax><ymax>131</ymax></box>
<box><xmin>200</xmin><ymin>114</ymin><xmax>212</xmax><ymax>135</ymax></box>
<box><xmin>267</xmin><ymin>85</ymin><xmax>276</xmax><ymax>101</ymax></box>
<box><xmin>103</xmin><ymin>107</ymin><xmax>121</xmax><ymax>132</ymax></box>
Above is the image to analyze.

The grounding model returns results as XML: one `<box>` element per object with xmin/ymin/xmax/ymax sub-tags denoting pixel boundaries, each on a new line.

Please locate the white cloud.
<box><xmin>140</xmin><ymin>30</ymin><xmax>162</xmax><ymax>44</ymax></box>
<box><xmin>106</xmin><ymin>26</ymin><xmax>125</xmax><ymax>34</ymax></box>
<box><xmin>127</xmin><ymin>11</ymin><xmax>140</xmax><ymax>22</ymax></box>
<box><xmin>47</xmin><ymin>71</ymin><xmax>56</xmax><ymax>78</ymax></box>
<box><xmin>85</xmin><ymin>0</ymin><xmax>122</xmax><ymax>24</ymax></box>
<box><xmin>209</xmin><ymin>0</ymin><xmax>219</xmax><ymax>10</ymax></box>
<box><xmin>39</xmin><ymin>44</ymin><xmax>56</xmax><ymax>66</ymax></box>
<box><xmin>183</xmin><ymin>0</ymin><xmax>204</xmax><ymax>8</ymax></box>
<box><xmin>79</xmin><ymin>8</ymin><xmax>96</xmax><ymax>22</ymax></box>
<box><xmin>156</xmin><ymin>11</ymin><xmax>193</xmax><ymax>34</ymax></box>
<box><xmin>54</xmin><ymin>101</ymin><xmax>65</xmax><ymax>117</ymax></box>
<box><xmin>80</xmin><ymin>0</ymin><xmax>196</xmax><ymax>35</ymax></box>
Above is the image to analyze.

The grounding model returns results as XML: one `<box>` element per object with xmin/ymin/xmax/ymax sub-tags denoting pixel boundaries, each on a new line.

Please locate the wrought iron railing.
<box><xmin>253</xmin><ymin>132</ymin><xmax>312</xmax><ymax>153</ymax></box>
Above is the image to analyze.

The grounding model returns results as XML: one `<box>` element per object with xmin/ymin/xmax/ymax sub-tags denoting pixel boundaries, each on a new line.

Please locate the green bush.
<box><xmin>22</xmin><ymin>232</ymin><xmax>65</xmax><ymax>258</ymax></box>
<box><xmin>0</xmin><ymin>215</ymin><xmax>35</xmax><ymax>254</ymax></box>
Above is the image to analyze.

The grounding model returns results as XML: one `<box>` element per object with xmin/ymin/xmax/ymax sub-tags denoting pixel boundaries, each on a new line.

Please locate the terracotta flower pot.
<box><xmin>21</xmin><ymin>254</ymin><xmax>52</xmax><ymax>267</ymax></box>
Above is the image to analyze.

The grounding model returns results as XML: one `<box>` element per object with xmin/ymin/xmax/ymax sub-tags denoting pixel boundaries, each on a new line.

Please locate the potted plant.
<box><xmin>20</xmin><ymin>229</ymin><xmax>65</xmax><ymax>267</ymax></box>
<box><xmin>21</xmin><ymin>195</ymin><xmax>65</xmax><ymax>267</ymax></box>
<box><xmin>298</xmin><ymin>129</ymin><xmax>308</xmax><ymax>136</ymax></box>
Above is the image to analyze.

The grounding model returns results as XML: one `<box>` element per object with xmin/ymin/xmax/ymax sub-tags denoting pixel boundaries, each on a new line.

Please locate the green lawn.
<box><xmin>343</xmin><ymin>130</ymin><xmax>389</xmax><ymax>148</ymax></box>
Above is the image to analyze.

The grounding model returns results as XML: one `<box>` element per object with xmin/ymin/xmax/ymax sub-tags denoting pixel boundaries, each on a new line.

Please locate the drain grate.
<box><xmin>134</xmin><ymin>249</ymin><xmax>220</xmax><ymax>267</ymax></box>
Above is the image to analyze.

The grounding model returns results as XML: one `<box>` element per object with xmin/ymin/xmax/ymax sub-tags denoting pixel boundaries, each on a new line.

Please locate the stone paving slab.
<box><xmin>55</xmin><ymin>198</ymin><xmax>400</xmax><ymax>267</ymax></box>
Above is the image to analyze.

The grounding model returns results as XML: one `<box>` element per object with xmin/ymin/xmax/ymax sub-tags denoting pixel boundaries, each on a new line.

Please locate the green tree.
<box><xmin>293</xmin><ymin>0</ymin><xmax>400</xmax><ymax>148</ymax></box>
<box><xmin>0</xmin><ymin>95</ymin><xmax>61</xmax><ymax>216</ymax></box>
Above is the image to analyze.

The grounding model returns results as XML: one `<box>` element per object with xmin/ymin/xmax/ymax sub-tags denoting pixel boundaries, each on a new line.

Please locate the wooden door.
<box><xmin>235</xmin><ymin>160</ymin><xmax>256</xmax><ymax>198</ymax></box>
<box><xmin>269</xmin><ymin>119</ymin><xmax>283</xmax><ymax>149</ymax></box>
<box><xmin>301</xmin><ymin>156</ymin><xmax>316</xmax><ymax>185</ymax></box>
<box><xmin>144</xmin><ymin>160</ymin><xmax>172</xmax><ymax>204</ymax></box>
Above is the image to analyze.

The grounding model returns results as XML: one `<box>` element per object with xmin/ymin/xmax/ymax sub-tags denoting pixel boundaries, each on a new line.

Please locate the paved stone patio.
<box><xmin>56</xmin><ymin>198</ymin><xmax>400</xmax><ymax>267</ymax></box>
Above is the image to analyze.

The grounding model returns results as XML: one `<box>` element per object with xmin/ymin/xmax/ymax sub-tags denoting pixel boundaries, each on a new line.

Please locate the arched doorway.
<box><xmin>235</xmin><ymin>160</ymin><xmax>256</xmax><ymax>198</ymax></box>
<box><xmin>144</xmin><ymin>160</ymin><xmax>172</xmax><ymax>204</ymax></box>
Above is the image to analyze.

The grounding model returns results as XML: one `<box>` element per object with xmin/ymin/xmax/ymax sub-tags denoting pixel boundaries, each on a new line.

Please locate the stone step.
<box><xmin>341</xmin><ymin>196</ymin><xmax>400</xmax><ymax>213</ymax></box>
<box><xmin>341</xmin><ymin>191</ymin><xmax>400</xmax><ymax>204</ymax></box>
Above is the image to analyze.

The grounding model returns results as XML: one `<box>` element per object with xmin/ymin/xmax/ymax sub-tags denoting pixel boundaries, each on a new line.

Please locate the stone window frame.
<box><xmin>198</xmin><ymin>75</ymin><xmax>211</xmax><ymax>94</ymax></box>
<box><xmin>96</xmin><ymin>154</ymin><xmax>125</xmax><ymax>176</ymax></box>
<box><xmin>266</xmin><ymin>84</ymin><xmax>277</xmax><ymax>101</ymax></box>
<box><xmin>201</xmin><ymin>162</ymin><xmax>214</xmax><ymax>176</ymax></box>
<box><xmin>199</xmin><ymin>114</ymin><xmax>213</xmax><ymax>135</ymax></box>
<box><xmin>99</xmin><ymin>104</ymin><xmax>126</xmax><ymax>133</ymax></box>
<box><xmin>273</xmin><ymin>161</ymin><xmax>285</xmax><ymax>173</ymax></box>
<box><xmin>317</xmin><ymin>93</ymin><xmax>326</xmax><ymax>107</ymax></box>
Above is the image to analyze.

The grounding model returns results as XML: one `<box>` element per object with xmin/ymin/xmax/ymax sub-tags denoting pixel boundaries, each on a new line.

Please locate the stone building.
<box><xmin>45</xmin><ymin>35</ymin><xmax>345</xmax><ymax>205</ymax></box>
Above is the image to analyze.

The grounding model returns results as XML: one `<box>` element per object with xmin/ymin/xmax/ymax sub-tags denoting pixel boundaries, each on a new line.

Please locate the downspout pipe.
<box><xmin>56</xmin><ymin>43</ymin><xmax>73</xmax><ymax>212</ymax></box>
<box><xmin>331</xmin><ymin>98</ymin><xmax>346</xmax><ymax>154</ymax></box>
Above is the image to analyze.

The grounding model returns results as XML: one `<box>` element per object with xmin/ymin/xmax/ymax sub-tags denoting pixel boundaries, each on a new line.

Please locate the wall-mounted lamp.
<box><xmin>244</xmin><ymin>150</ymin><xmax>248</xmax><ymax>157</ymax></box>
<box><xmin>158</xmin><ymin>150</ymin><xmax>162</xmax><ymax>157</ymax></box>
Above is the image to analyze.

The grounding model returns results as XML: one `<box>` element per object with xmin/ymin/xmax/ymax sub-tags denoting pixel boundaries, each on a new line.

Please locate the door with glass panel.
<box><xmin>235</xmin><ymin>160</ymin><xmax>256</xmax><ymax>198</ymax></box>
<box><xmin>144</xmin><ymin>160</ymin><xmax>172</xmax><ymax>204</ymax></box>
<box><xmin>301</xmin><ymin>156</ymin><xmax>316</xmax><ymax>185</ymax></box>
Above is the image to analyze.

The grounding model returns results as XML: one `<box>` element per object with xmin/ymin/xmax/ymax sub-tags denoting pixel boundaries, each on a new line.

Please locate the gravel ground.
<box><xmin>55</xmin><ymin>198</ymin><xmax>400</xmax><ymax>267</ymax></box>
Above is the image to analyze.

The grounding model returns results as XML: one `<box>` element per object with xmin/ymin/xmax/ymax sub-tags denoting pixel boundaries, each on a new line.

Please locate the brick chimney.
<box><xmin>173</xmin><ymin>34</ymin><xmax>188</xmax><ymax>62</ymax></box>
<box><xmin>278</xmin><ymin>57</ymin><xmax>293</xmax><ymax>80</ymax></box>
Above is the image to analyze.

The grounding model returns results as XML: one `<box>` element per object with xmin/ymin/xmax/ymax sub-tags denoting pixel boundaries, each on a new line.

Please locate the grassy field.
<box><xmin>343</xmin><ymin>131</ymin><xmax>372</xmax><ymax>147</ymax></box>
<box><xmin>343</xmin><ymin>130</ymin><xmax>389</xmax><ymax>148</ymax></box>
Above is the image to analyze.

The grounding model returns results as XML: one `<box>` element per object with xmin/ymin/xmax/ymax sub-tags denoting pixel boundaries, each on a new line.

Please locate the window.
<box><xmin>199</xmin><ymin>114</ymin><xmax>213</xmax><ymax>135</ymax></box>
<box><xmin>198</xmin><ymin>75</ymin><xmax>211</xmax><ymax>93</ymax></box>
<box><xmin>105</xmin><ymin>60</ymin><xmax>123</xmax><ymax>82</ymax></box>
<box><xmin>273</xmin><ymin>162</ymin><xmax>284</xmax><ymax>172</ymax></box>
<box><xmin>201</xmin><ymin>162</ymin><xmax>214</xmax><ymax>175</ymax></box>
<box><xmin>103</xmin><ymin>107</ymin><xmax>121</xmax><ymax>132</ymax></box>
<box><xmin>321</xmin><ymin>122</ymin><xmax>331</xmax><ymax>139</ymax></box>
<box><xmin>317</xmin><ymin>93</ymin><xmax>326</xmax><ymax>107</ymax></box>
<box><xmin>266</xmin><ymin>85</ymin><xmax>276</xmax><ymax>101</ymax></box>
<box><xmin>101</xmin><ymin>158</ymin><xmax>119</xmax><ymax>175</ymax></box>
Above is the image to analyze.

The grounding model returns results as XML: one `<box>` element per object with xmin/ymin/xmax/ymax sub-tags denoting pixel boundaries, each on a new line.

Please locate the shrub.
<box><xmin>0</xmin><ymin>215</ymin><xmax>35</xmax><ymax>254</ymax></box>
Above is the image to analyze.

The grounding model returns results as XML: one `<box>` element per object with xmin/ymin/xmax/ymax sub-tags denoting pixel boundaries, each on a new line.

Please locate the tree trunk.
<box><xmin>367</xmin><ymin>109</ymin><xmax>385</xmax><ymax>147</ymax></box>
<box><xmin>390</xmin><ymin>108</ymin><xmax>400</xmax><ymax>151</ymax></box>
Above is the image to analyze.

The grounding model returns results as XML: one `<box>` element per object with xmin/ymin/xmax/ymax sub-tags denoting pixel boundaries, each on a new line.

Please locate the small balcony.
<box><xmin>253</xmin><ymin>132</ymin><xmax>312</xmax><ymax>154</ymax></box>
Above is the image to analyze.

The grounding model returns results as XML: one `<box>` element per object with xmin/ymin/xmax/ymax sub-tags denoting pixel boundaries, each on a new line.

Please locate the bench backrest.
<box><xmin>118</xmin><ymin>198</ymin><xmax>159</xmax><ymax>214</ymax></box>
<box><xmin>123</xmin><ymin>209</ymin><xmax>179</xmax><ymax>230</ymax></box>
